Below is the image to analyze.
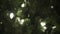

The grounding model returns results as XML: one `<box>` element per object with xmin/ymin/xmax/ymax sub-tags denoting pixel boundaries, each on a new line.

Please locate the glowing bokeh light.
<box><xmin>43</xmin><ymin>26</ymin><xmax>47</xmax><ymax>30</ymax></box>
<box><xmin>52</xmin><ymin>26</ymin><xmax>56</xmax><ymax>29</ymax></box>
<box><xmin>40</xmin><ymin>21</ymin><xmax>46</xmax><ymax>32</ymax></box>
<box><xmin>51</xmin><ymin>5</ymin><xmax>54</xmax><ymax>8</ymax></box>
<box><xmin>21</xmin><ymin>3</ymin><xmax>25</xmax><ymax>8</ymax></box>
<box><xmin>10</xmin><ymin>13</ymin><xmax>14</xmax><ymax>19</ymax></box>
<box><xmin>17</xmin><ymin>17</ymin><xmax>20</xmax><ymax>22</ymax></box>
<box><xmin>16</xmin><ymin>17</ymin><xmax>24</xmax><ymax>25</ymax></box>
<box><xmin>0</xmin><ymin>22</ymin><xmax>2</xmax><ymax>24</ymax></box>
<box><xmin>20</xmin><ymin>19</ymin><xmax>24</xmax><ymax>25</ymax></box>
<box><xmin>42</xmin><ymin>26</ymin><xmax>47</xmax><ymax>32</ymax></box>
<box><xmin>24</xmin><ymin>0</ymin><xmax>26</xmax><ymax>2</ymax></box>
<box><xmin>40</xmin><ymin>22</ymin><xmax>46</xmax><ymax>26</ymax></box>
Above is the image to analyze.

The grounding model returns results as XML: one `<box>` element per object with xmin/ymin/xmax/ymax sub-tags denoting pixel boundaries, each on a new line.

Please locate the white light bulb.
<box><xmin>10</xmin><ymin>13</ymin><xmax>14</xmax><ymax>19</ymax></box>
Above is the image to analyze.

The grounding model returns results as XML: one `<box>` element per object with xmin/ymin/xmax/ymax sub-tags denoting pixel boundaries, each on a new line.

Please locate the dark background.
<box><xmin>0</xmin><ymin>0</ymin><xmax>60</xmax><ymax>34</ymax></box>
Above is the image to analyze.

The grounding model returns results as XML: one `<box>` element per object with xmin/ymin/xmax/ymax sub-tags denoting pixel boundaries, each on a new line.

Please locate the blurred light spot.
<box><xmin>20</xmin><ymin>19</ymin><xmax>24</xmax><ymax>25</ymax></box>
<box><xmin>42</xmin><ymin>26</ymin><xmax>47</xmax><ymax>32</ymax></box>
<box><xmin>17</xmin><ymin>9</ymin><xmax>22</xmax><ymax>16</ymax></box>
<box><xmin>51</xmin><ymin>5</ymin><xmax>54</xmax><ymax>8</ymax></box>
<box><xmin>24</xmin><ymin>0</ymin><xmax>26</xmax><ymax>2</ymax></box>
<box><xmin>52</xmin><ymin>26</ymin><xmax>56</xmax><ymax>29</ymax></box>
<box><xmin>40</xmin><ymin>22</ymin><xmax>46</xmax><ymax>26</ymax></box>
<box><xmin>0</xmin><ymin>22</ymin><xmax>2</xmax><ymax>24</ymax></box>
<box><xmin>28</xmin><ymin>14</ymin><xmax>30</xmax><ymax>17</ymax></box>
<box><xmin>16</xmin><ymin>17</ymin><xmax>24</xmax><ymax>25</ymax></box>
<box><xmin>43</xmin><ymin>26</ymin><xmax>47</xmax><ymax>30</ymax></box>
<box><xmin>40</xmin><ymin>21</ymin><xmax>46</xmax><ymax>32</ymax></box>
<box><xmin>10</xmin><ymin>13</ymin><xmax>14</xmax><ymax>19</ymax></box>
<box><xmin>17</xmin><ymin>17</ymin><xmax>20</xmax><ymax>22</ymax></box>
<box><xmin>21</xmin><ymin>3</ymin><xmax>25</xmax><ymax>8</ymax></box>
